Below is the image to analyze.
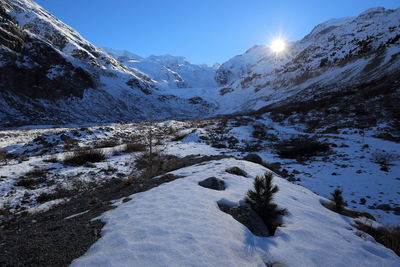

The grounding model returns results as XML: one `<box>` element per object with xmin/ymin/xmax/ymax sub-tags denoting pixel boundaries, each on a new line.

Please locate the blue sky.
<box><xmin>35</xmin><ymin>0</ymin><xmax>399</xmax><ymax>65</ymax></box>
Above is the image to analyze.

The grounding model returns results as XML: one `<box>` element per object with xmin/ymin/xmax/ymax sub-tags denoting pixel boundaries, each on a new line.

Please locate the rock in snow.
<box><xmin>198</xmin><ymin>177</ymin><xmax>226</xmax><ymax>190</ymax></box>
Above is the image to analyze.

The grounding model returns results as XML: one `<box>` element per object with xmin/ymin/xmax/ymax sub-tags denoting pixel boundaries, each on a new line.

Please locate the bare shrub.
<box><xmin>275</xmin><ymin>135</ymin><xmax>330</xmax><ymax>159</ymax></box>
<box><xmin>355</xmin><ymin>221</ymin><xmax>400</xmax><ymax>256</ymax></box>
<box><xmin>94</xmin><ymin>139</ymin><xmax>120</xmax><ymax>148</ymax></box>
<box><xmin>371</xmin><ymin>151</ymin><xmax>398</xmax><ymax>166</ymax></box>
<box><xmin>123</xmin><ymin>175</ymin><xmax>135</xmax><ymax>186</ymax></box>
<box><xmin>36</xmin><ymin>187</ymin><xmax>73</xmax><ymax>203</ymax></box>
<box><xmin>135</xmin><ymin>124</ymin><xmax>170</xmax><ymax>165</ymax></box>
<box><xmin>0</xmin><ymin>148</ymin><xmax>7</xmax><ymax>163</ymax></box>
<box><xmin>16</xmin><ymin>168</ymin><xmax>47</xmax><ymax>189</ymax></box>
<box><xmin>16</xmin><ymin>177</ymin><xmax>44</xmax><ymax>189</ymax></box>
<box><xmin>124</xmin><ymin>143</ymin><xmax>147</xmax><ymax>153</ymax></box>
<box><xmin>63</xmin><ymin>149</ymin><xmax>105</xmax><ymax>166</ymax></box>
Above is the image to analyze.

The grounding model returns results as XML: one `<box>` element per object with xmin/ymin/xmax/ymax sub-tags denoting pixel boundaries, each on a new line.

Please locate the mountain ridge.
<box><xmin>0</xmin><ymin>0</ymin><xmax>399</xmax><ymax>134</ymax></box>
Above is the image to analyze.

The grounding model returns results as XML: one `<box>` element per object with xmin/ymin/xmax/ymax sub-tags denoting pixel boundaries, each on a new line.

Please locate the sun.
<box><xmin>270</xmin><ymin>38</ymin><xmax>286</xmax><ymax>53</ymax></box>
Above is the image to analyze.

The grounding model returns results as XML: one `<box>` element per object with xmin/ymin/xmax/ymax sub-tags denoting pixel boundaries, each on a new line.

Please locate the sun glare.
<box><xmin>270</xmin><ymin>39</ymin><xmax>286</xmax><ymax>53</ymax></box>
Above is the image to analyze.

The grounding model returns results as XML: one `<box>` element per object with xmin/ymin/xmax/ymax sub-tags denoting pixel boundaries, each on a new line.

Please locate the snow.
<box><xmin>213</xmin><ymin>7</ymin><xmax>400</xmax><ymax>114</ymax></box>
<box><xmin>71</xmin><ymin>158</ymin><xmax>400</xmax><ymax>267</ymax></box>
<box><xmin>1</xmin><ymin>0</ymin><xmax>219</xmax><ymax>125</ymax></box>
<box><xmin>64</xmin><ymin>210</ymin><xmax>89</xmax><ymax>220</ymax></box>
<box><xmin>1</xmin><ymin>3</ymin><xmax>400</xmax><ymax>264</ymax></box>
<box><xmin>102</xmin><ymin>48</ymin><xmax>218</xmax><ymax>90</ymax></box>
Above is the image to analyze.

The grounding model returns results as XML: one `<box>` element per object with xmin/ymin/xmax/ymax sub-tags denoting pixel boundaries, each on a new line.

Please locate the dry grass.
<box><xmin>322</xmin><ymin>201</ymin><xmax>375</xmax><ymax>220</ymax></box>
<box><xmin>275</xmin><ymin>136</ymin><xmax>330</xmax><ymax>159</ymax></box>
<box><xmin>123</xmin><ymin>143</ymin><xmax>147</xmax><ymax>153</ymax></box>
<box><xmin>16</xmin><ymin>177</ymin><xmax>45</xmax><ymax>189</ymax></box>
<box><xmin>94</xmin><ymin>139</ymin><xmax>120</xmax><ymax>148</ymax></box>
<box><xmin>355</xmin><ymin>221</ymin><xmax>400</xmax><ymax>256</ymax></box>
<box><xmin>43</xmin><ymin>155</ymin><xmax>59</xmax><ymax>163</ymax></box>
<box><xmin>0</xmin><ymin>148</ymin><xmax>7</xmax><ymax>163</ymax></box>
<box><xmin>371</xmin><ymin>151</ymin><xmax>398</xmax><ymax>166</ymax></box>
<box><xmin>123</xmin><ymin>175</ymin><xmax>135</xmax><ymax>186</ymax></box>
<box><xmin>63</xmin><ymin>149</ymin><xmax>106</xmax><ymax>166</ymax></box>
<box><xmin>16</xmin><ymin>168</ymin><xmax>47</xmax><ymax>189</ymax></box>
<box><xmin>36</xmin><ymin>187</ymin><xmax>74</xmax><ymax>203</ymax></box>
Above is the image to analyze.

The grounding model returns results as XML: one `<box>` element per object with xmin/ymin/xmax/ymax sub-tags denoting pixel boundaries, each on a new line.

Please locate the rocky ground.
<box><xmin>0</xmin><ymin>115</ymin><xmax>399</xmax><ymax>265</ymax></box>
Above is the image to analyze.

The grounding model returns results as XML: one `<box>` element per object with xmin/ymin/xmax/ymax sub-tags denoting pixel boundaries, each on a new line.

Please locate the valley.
<box><xmin>0</xmin><ymin>0</ymin><xmax>399</xmax><ymax>266</ymax></box>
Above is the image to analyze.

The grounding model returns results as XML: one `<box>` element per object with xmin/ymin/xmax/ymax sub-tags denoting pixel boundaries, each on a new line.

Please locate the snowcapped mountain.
<box><xmin>0</xmin><ymin>0</ymin><xmax>216</xmax><ymax>126</ymax></box>
<box><xmin>102</xmin><ymin>47</ymin><xmax>218</xmax><ymax>90</ymax></box>
<box><xmin>0</xmin><ymin>1</ymin><xmax>399</xmax><ymax>131</ymax></box>
<box><xmin>215</xmin><ymin>7</ymin><xmax>400</xmax><ymax>112</ymax></box>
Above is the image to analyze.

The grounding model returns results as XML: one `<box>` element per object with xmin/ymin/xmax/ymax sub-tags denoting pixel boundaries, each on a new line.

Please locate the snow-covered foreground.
<box><xmin>71</xmin><ymin>158</ymin><xmax>399</xmax><ymax>267</ymax></box>
<box><xmin>1</xmin><ymin>117</ymin><xmax>399</xmax><ymax>225</ymax></box>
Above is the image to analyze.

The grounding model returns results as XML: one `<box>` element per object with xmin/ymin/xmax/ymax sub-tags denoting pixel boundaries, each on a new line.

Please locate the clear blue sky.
<box><xmin>35</xmin><ymin>0</ymin><xmax>399</xmax><ymax>65</ymax></box>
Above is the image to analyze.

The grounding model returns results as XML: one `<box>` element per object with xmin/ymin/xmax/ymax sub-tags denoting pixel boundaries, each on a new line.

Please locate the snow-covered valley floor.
<box><xmin>0</xmin><ymin>116</ymin><xmax>399</xmax><ymax>266</ymax></box>
<box><xmin>71</xmin><ymin>158</ymin><xmax>399</xmax><ymax>266</ymax></box>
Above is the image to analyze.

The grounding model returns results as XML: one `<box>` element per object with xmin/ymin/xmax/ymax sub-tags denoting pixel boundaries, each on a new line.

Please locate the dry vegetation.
<box><xmin>63</xmin><ymin>149</ymin><xmax>106</xmax><ymax>166</ymax></box>
<box><xmin>355</xmin><ymin>221</ymin><xmax>400</xmax><ymax>256</ymax></box>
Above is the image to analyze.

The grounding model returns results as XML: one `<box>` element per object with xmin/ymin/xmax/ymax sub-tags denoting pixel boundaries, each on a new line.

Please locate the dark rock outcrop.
<box><xmin>243</xmin><ymin>154</ymin><xmax>263</xmax><ymax>165</ymax></box>
<box><xmin>198</xmin><ymin>177</ymin><xmax>225</xmax><ymax>191</ymax></box>
<box><xmin>218</xmin><ymin>201</ymin><xmax>269</xmax><ymax>237</ymax></box>
<box><xmin>0</xmin><ymin>6</ymin><xmax>95</xmax><ymax>99</ymax></box>
<box><xmin>225</xmin><ymin>167</ymin><xmax>248</xmax><ymax>177</ymax></box>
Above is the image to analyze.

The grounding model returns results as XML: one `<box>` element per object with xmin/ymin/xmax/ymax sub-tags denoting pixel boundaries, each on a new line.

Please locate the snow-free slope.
<box><xmin>71</xmin><ymin>158</ymin><xmax>399</xmax><ymax>267</ymax></box>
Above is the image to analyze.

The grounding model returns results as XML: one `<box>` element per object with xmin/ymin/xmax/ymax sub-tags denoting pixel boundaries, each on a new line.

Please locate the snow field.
<box><xmin>71</xmin><ymin>158</ymin><xmax>400</xmax><ymax>267</ymax></box>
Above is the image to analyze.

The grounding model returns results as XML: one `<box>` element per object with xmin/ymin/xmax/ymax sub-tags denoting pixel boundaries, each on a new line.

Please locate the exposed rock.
<box><xmin>0</xmin><ymin>8</ymin><xmax>95</xmax><ymax>99</ymax></box>
<box><xmin>243</xmin><ymin>153</ymin><xmax>263</xmax><ymax>165</ymax></box>
<box><xmin>225</xmin><ymin>167</ymin><xmax>247</xmax><ymax>177</ymax></box>
<box><xmin>218</xmin><ymin>202</ymin><xmax>269</xmax><ymax>237</ymax></box>
<box><xmin>198</xmin><ymin>177</ymin><xmax>225</xmax><ymax>191</ymax></box>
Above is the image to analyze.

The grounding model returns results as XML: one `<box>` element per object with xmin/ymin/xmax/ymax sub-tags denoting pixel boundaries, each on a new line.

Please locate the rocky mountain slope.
<box><xmin>0</xmin><ymin>0</ymin><xmax>215</xmax><ymax>127</ymax></box>
<box><xmin>103</xmin><ymin>47</ymin><xmax>218</xmax><ymax>90</ymax></box>
<box><xmin>0</xmin><ymin>1</ymin><xmax>399</xmax><ymax>138</ymax></box>
<box><xmin>214</xmin><ymin>7</ymin><xmax>400</xmax><ymax>136</ymax></box>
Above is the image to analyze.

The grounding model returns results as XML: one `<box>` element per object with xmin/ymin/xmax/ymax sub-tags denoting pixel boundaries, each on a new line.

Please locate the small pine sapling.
<box><xmin>331</xmin><ymin>189</ymin><xmax>345</xmax><ymax>212</ymax></box>
<box><xmin>245</xmin><ymin>172</ymin><xmax>287</xmax><ymax>235</ymax></box>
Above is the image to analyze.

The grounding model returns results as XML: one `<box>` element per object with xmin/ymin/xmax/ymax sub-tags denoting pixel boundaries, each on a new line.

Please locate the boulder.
<box><xmin>198</xmin><ymin>177</ymin><xmax>225</xmax><ymax>191</ymax></box>
<box><xmin>218</xmin><ymin>201</ymin><xmax>269</xmax><ymax>237</ymax></box>
<box><xmin>226</xmin><ymin>167</ymin><xmax>247</xmax><ymax>177</ymax></box>
<box><xmin>243</xmin><ymin>153</ymin><xmax>263</xmax><ymax>165</ymax></box>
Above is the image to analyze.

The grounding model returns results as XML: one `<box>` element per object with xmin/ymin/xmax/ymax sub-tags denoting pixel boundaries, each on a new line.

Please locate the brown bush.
<box><xmin>63</xmin><ymin>149</ymin><xmax>105</xmax><ymax>166</ymax></box>
<box><xmin>275</xmin><ymin>136</ymin><xmax>330</xmax><ymax>159</ymax></box>
<box><xmin>43</xmin><ymin>155</ymin><xmax>58</xmax><ymax>163</ymax></box>
<box><xmin>371</xmin><ymin>151</ymin><xmax>398</xmax><ymax>166</ymax></box>
<box><xmin>37</xmin><ymin>187</ymin><xmax>74</xmax><ymax>203</ymax></box>
<box><xmin>124</xmin><ymin>143</ymin><xmax>147</xmax><ymax>153</ymax></box>
<box><xmin>16</xmin><ymin>168</ymin><xmax>47</xmax><ymax>189</ymax></box>
<box><xmin>94</xmin><ymin>139</ymin><xmax>120</xmax><ymax>148</ymax></box>
<box><xmin>355</xmin><ymin>221</ymin><xmax>400</xmax><ymax>256</ymax></box>
<box><xmin>0</xmin><ymin>148</ymin><xmax>7</xmax><ymax>163</ymax></box>
<box><xmin>16</xmin><ymin>177</ymin><xmax>44</xmax><ymax>189</ymax></box>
